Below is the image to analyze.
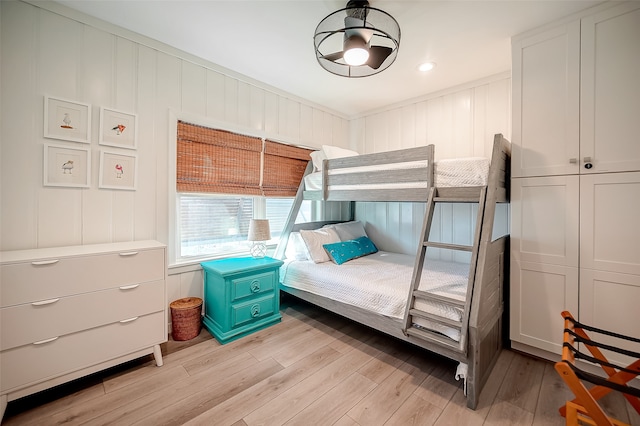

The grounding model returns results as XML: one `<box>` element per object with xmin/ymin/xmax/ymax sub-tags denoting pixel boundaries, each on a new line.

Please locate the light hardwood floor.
<box><xmin>3</xmin><ymin>296</ymin><xmax>639</xmax><ymax>425</ymax></box>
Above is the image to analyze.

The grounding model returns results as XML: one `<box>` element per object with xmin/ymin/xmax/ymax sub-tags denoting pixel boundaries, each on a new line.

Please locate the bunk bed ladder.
<box><xmin>402</xmin><ymin>185</ymin><xmax>488</xmax><ymax>355</ymax></box>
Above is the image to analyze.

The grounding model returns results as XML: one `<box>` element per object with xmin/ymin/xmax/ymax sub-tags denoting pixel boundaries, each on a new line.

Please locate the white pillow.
<box><xmin>321</xmin><ymin>145</ymin><xmax>359</xmax><ymax>160</ymax></box>
<box><xmin>309</xmin><ymin>150</ymin><xmax>327</xmax><ymax>171</ymax></box>
<box><xmin>285</xmin><ymin>232</ymin><xmax>310</xmax><ymax>261</ymax></box>
<box><xmin>299</xmin><ymin>227</ymin><xmax>340</xmax><ymax>263</ymax></box>
<box><xmin>329</xmin><ymin>221</ymin><xmax>368</xmax><ymax>241</ymax></box>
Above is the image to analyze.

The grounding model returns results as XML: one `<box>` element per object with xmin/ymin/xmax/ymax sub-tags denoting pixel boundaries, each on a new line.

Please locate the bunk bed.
<box><xmin>275</xmin><ymin>134</ymin><xmax>511</xmax><ymax>410</ymax></box>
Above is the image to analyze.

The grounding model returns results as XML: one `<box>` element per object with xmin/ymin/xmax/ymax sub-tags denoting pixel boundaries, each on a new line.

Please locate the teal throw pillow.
<box><xmin>323</xmin><ymin>236</ymin><xmax>378</xmax><ymax>265</ymax></box>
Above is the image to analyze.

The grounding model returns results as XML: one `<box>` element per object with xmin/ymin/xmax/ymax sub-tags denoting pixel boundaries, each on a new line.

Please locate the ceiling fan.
<box><xmin>314</xmin><ymin>0</ymin><xmax>401</xmax><ymax>77</ymax></box>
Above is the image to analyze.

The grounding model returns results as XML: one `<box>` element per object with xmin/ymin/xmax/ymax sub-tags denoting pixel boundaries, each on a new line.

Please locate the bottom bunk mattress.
<box><xmin>279</xmin><ymin>251</ymin><xmax>470</xmax><ymax>341</ymax></box>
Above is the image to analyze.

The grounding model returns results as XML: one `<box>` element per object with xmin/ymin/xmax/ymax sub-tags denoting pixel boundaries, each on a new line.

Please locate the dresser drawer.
<box><xmin>231</xmin><ymin>271</ymin><xmax>276</xmax><ymax>302</ymax></box>
<box><xmin>231</xmin><ymin>295</ymin><xmax>276</xmax><ymax>329</ymax></box>
<box><xmin>0</xmin><ymin>311</ymin><xmax>164</xmax><ymax>393</ymax></box>
<box><xmin>1</xmin><ymin>280</ymin><xmax>164</xmax><ymax>351</ymax></box>
<box><xmin>1</xmin><ymin>248</ymin><xmax>164</xmax><ymax>307</ymax></box>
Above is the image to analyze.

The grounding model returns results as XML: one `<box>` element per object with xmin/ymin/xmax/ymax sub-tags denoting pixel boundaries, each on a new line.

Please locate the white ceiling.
<box><xmin>55</xmin><ymin>0</ymin><xmax>602</xmax><ymax>117</ymax></box>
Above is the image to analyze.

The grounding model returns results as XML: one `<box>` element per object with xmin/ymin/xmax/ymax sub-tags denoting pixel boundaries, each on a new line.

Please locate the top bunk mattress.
<box><xmin>304</xmin><ymin>157</ymin><xmax>490</xmax><ymax>191</ymax></box>
<box><xmin>280</xmin><ymin>251</ymin><xmax>470</xmax><ymax>341</ymax></box>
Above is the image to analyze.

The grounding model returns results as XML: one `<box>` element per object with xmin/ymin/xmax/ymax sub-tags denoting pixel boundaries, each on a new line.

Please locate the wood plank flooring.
<box><xmin>3</xmin><ymin>295</ymin><xmax>639</xmax><ymax>425</ymax></box>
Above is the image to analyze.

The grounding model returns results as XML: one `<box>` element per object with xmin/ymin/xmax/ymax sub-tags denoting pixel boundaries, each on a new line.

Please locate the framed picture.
<box><xmin>99</xmin><ymin>107</ymin><xmax>137</xmax><ymax>149</ymax></box>
<box><xmin>44</xmin><ymin>96</ymin><xmax>91</xmax><ymax>143</ymax></box>
<box><xmin>99</xmin><ymin>150</ymin><xmax>137</xmax><ymax>190</ymax></box>
<box><xmin>43</xmin><ymin>143</ymin><xmax>91</xmax><ymax>188</ymax></box>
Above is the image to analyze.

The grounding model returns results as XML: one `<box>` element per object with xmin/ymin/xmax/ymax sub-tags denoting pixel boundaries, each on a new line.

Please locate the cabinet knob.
<box><xmin>584</xmin><ymin>163</ymin><xmax>593</xmax><ymax>169</ymax></box>
<box><xmin>250</xmin><ymin>280</ymin><xmax>260</xmax><ymax>293</ymax></box>
<box><xmin>251</xmin><ymin>304</ymin><xmax>260</xmax><ymax>318</ymax></box>
<box><xmin>569</xmin><ymin>158</ymin><xmax>577</xmax><ymax>164</ymax></box>
<box><xmin>583</xmin><ymin>156</ymin><xmax>592</xmax><ymax>163</ymax></box>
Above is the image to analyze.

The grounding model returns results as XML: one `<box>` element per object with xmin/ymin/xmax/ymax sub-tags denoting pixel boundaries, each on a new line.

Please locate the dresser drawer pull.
<box><xmin>251</xmin><ymin>304</ymin><xmax>260</xmax><ymax>318</ymax></box>
<box><xmin>33</xmin><ymin>336</ymin><xmax>59</xmax><ymax>345</ymax></box>
<box><xmin>250</xmin><ymin>280</ymin><xmax>261</xmax><ymax>293</ymax></box>
<box><xmin>119</xmin><ymin>251</ymin><xmax>139</xmax><ymax>257</ymax></box>
<box><xmin>31</xmin><ymin>298</ymin><xmax>60</xmax><ymax>306</ymax></box>
<box><xmin>120</xmin><ymin>316</ymin><xmax>139</xmax><ymax>324</ymax></box>
<box><xmin>31</xmin><ymin>259</ymin><xmax>59</xmax><ymax>266</ymax></box>
<box><xmin>119</xmin><ymin>284</ymin><xmax>140</xmax><ymax>290</ymax></box>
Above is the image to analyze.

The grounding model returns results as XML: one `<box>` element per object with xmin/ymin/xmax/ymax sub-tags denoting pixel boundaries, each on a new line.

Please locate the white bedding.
<box><xmin>280</xmin><ymin>251</ymin><xmax>470</xmax><ymax>341</ymax></box>
<box><xmin>304</xmin><ymin>157</ymin><xmax>489</xmax><ymax>191</ymax></box>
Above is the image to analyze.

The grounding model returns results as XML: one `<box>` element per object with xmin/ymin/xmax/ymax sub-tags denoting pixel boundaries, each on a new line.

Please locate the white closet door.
<box><xmin>511</xmin><ymin>21</ymin><xmax>580</xmax><ymax>177</ymax></box>
<box><xmin>580</xmin><ymin>269</ymin><xmax>640</xmax><ymax>366</ymax></box>
<box><xmin>580</xmin><ymin>172</ymin><xmax>640</xmax><ymax>275</ymax></box>
<box><xmin>511</xmin><ymin>176</ymin><xmax>579</xmax><ymax>266</ymax></box>
<box><xmin>511</xmin><ymin>260</ymin><xmax>578</xmax><ymax>354</ymax></box>
<box><xmin>581</xmin><ymin>3</ymin><xmax>640</xmax><ymax>173</ymax></box>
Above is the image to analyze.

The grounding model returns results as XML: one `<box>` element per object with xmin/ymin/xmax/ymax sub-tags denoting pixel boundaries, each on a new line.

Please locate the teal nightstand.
<box><xmin>200</xmin><ymin>256</ymin><xmax>284</xmax><ymax>344</ymax></box>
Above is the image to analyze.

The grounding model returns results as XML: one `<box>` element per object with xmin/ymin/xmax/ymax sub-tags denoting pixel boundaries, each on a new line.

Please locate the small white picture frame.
<box><xmin>44</xmin><ymin>143</ymin><xmax>91</xmax><ymax>188</ymax></box>
<box><xmin>99</xmin><ymin>107</ymin><xmax>137</xmax><ymax>149</ymax></box>
<box><xmin>44</xmin><ymin>96</ymin><xmax>91</xmax><ymax>143</ymax></box>
<box><xmin>99</xmin><ymin>150</ymin><xmax>137</xmax><ymax>190</ymax></box>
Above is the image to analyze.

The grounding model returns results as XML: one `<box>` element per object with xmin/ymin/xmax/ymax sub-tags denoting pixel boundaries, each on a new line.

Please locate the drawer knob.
<box><xmin>119</xmin><ymin>251</ymin><xmax>139</xmax><ymax>257</ymax></box>
<box><xmin>32</xmin><ymin>298</ymin><xmax>60</xmax><ymax>306</ymax></box>
<box><xmin>120</xmin><ymin>316</ymin><xmax>139</xmax><ymax>324</ymax></box>
<box><xmin>251</xmin><ymin>304</ymin><xmax>260</xmax><ymax>318</ymax></box>
<box><xmin>33</xmin><ymin>336</ymin><xmax>59</xmax><ymax>345</ymax></box>
<box><xmin>119</xmin><ymin>284</ymin><xmax>140</xmax><ymax>290</ymax></box>
<box><xmin>31</xmin><ymin>259</ymin><xmax>59</xmax><ymax>266</ymax></box>
<box><xmin>250</xmin><ymin>280</ymin><xmax>261</xmax><ymax>293</ymax></box>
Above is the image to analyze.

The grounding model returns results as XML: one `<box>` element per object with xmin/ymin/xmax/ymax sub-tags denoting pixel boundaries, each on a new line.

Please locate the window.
<box><xmin>177</xmin><ymin>194</ymin><xmax>311</xmax><ymax>261</ymax></box>
<box><xmin>174</xmin><ymin>121</ymin><xmax>313</xmax><ymax>263</ymax></box>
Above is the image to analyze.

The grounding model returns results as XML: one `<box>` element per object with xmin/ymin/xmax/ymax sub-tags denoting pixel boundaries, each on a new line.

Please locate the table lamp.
<box><xmin>247</xmin><ymin>219</ymin><xmax>270</xmax><ymax>258</ymax></box>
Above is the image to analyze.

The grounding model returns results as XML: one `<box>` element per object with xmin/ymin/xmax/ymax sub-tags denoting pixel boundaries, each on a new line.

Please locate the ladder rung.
<box><xmin>409</xmin><ymin>309</ymin><xmax>462</xmax><ymax>329</ymax></box>
<box><xmin>423</xmin><ymin>242</ymin><xmax>473</xmax><ymax>251</ymax></box>
<box><xmin>413</xmin><ymin>290</ymin><xmax>466</xmax><ymax>308</ymax></box>
<box><xmin>405</xmin><ymin>326</ymin><xmax>462</xmax><ymax>351</ymax></box>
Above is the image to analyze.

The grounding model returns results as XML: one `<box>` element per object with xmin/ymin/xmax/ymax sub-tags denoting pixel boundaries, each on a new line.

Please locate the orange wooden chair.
<box><xmin>555</xmin><ymin>311</ymin><xmax>640</xmax><ymax>425</ymax></box>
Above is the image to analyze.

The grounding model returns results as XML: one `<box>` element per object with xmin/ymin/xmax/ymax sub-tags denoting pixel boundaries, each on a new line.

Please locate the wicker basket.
<box><xmin>170</xmin><ymin>297</ymin><xmax>203</xmax><ymax>341</ymax></box>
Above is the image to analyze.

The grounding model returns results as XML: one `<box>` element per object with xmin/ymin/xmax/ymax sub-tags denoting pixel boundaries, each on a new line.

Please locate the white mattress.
<box><xmin>304</xmin><ymin>157</ymin><xmax>489</xmax><ymax>191</ymax></box>
<box><xmin>280</xmin><ymin>251</ymin><xmax>469</xmax><ymax>341</ymax></box>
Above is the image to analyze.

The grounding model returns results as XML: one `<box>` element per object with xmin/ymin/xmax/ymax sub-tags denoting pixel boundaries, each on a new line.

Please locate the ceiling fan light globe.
<box><xmin>344</xmin><ymin>47</ymin><xmax>369</xmax><ymax>66</ymax></box>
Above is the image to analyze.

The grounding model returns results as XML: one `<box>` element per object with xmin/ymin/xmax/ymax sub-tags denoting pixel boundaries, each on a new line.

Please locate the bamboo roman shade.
<box><xmin>263</xmin><ymin>140</ymin><xmax>313</xmax><ymax>197</ymax></box>
<box><xmin>177</xmin><ymin>121</ymin><xmax>312</xmax><ymax>197</ymax></box>
<box><xmin>177</xmin><ymin>121</ymin><xmax>262</xmax><ymax>195</ymax></box>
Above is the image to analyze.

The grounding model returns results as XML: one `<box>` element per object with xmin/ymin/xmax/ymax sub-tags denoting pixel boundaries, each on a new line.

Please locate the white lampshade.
<box><xmin>248</xmin><ymin>219</ymin><xmax>271</xmax><ymax>242</ymax></box>
<box><xmin>247</xmin><ymin>219</ymin><xmax>271</xmax><ymax>258</ymax></box>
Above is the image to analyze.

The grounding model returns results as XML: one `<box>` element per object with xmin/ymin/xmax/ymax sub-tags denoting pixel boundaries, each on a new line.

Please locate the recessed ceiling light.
<box><xmin>418</xmin><ymin>62</ymin><xmax>436</xmax><ymax>72</ymax></box>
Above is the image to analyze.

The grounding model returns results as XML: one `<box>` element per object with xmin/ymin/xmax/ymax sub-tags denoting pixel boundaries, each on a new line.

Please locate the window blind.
<box><xmin>263</xmin><ymin>140</ymin><xmax>313</xmax><ymax>197</ymax></box>
<box><xmin>177</xmin><ymin>121</ymin><xmax>312</xmax><ymax>197</ymax></box>
<box><xmin>177</xmin><ymin>121</ymin><xmax>262</xmax><ymax>195</ymax></box>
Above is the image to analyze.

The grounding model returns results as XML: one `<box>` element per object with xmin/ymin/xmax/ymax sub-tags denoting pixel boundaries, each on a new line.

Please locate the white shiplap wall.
<box><xmin>351</xmin><ymin>76</ymin><xmax>512</xmax><ymax>255</ymax></box>
<box><xmin>0</xmin><ymin>1</ymin><xmax>349</xmax><ymax>305</ymax></box>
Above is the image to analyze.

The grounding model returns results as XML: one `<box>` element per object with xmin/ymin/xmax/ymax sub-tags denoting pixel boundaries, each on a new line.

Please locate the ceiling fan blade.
<box><xmin>321</xmin><ymin>51</ymin><xmax>344</xmax><ymax>62</ymax></box>
<box><xmin>367</xmin><ymin>46</ymin><xmax>393</xmax><ymax>69</ymax></box>
<box><xmin>344</xmin><ymin>17</ymin><xmax>373</xmax><ymax>43</ymax></box>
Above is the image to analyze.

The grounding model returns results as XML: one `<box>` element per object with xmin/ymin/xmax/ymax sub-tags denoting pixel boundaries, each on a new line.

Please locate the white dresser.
<box><xmin>0</xmin><ymin>240</ymin><xmax>167</xmax><ymax>419</ymax></box>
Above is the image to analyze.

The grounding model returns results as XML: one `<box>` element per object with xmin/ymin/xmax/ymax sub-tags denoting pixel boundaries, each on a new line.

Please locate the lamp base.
<box><xmin>250</xmin><ymin>241</ymin><xmax>267</xmax><ymax>258</ymax></box>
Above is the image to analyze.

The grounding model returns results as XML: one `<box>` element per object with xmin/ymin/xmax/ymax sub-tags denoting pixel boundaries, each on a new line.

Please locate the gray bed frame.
<box><xmin>275</xmin><ymin>134</ymin><xmax>511</xmax><ymax>409</ymax></box>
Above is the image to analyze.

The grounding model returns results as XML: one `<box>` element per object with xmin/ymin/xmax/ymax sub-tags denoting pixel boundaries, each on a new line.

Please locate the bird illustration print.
<box><xmin>61</xmin><ymin>113</ymin><xmax>73</xmax><ymax>129</ymax></box>
<box><xmin>61</xmin><ymin>160</ymin><xmax>74</xmax><ymax>174</ymax></box>
<box><xmin>111</xmin><ymin>124</ymin><xmax>126</xmax><ymax>135</ymax></box>
<box><xmin>115</xmin><ymin>164</ymin><xmax>124</xmax><ymax>178</ymax></box>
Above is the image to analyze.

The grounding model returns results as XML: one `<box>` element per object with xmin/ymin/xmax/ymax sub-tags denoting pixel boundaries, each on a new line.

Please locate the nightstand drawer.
<box><xmin>231</xmin><ymin>271</ymin><xmax>276</xmax><ymax>302</ymax></box>
<box><xmin>231</xmin><ymin>295</ymin><xmax>276</xmax><ymax>328</ymax></box>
